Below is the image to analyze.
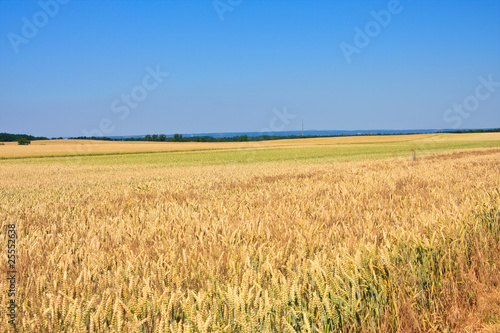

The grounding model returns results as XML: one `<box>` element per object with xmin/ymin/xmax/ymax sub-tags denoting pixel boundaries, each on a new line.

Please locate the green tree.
<box><xmin>237</xmin><ymin>135</ymin><xmax>249</xmax><ymax>141</ymax></box>
<box><xmin>18</xmin><ymin>137</ymin><xmax>31</xmax><ymax>145</ymax></box>
<box><xmin>159</xmin><ymin>134</ymin><xmax>167</xmax><ymax>142</ymax></box>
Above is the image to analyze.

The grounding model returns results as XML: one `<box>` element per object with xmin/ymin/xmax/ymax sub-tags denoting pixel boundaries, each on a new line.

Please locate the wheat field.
<box><xmin>1</xmin><ymin>134</ymin><xmax>499</xmax><ymax>332</ymax></box>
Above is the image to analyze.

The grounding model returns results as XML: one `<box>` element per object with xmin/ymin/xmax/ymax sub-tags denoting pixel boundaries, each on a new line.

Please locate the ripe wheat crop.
<box><xmin>0</xmin><ymin>134</ymin><xmax>499</xmax><ymax>332</ymax></box>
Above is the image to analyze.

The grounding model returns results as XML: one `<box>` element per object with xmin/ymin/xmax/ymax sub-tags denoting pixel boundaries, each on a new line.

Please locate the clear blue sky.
<box><xmin>1</xmin><ymin>0</ymin><xmax>499</xmax><ymax>137</ymax></box>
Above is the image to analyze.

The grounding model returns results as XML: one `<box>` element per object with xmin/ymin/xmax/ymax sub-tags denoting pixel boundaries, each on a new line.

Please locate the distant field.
<box><xmin>0</xmin><ymin>133</ymin><xmax>499</xmax><ymax>332</ymax></box>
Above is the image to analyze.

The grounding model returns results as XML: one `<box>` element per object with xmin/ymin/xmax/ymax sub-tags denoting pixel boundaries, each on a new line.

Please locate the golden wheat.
<box><xmin>0</xmin><ymin>142</ymin><xmax>499</xmax><ymax>332</ymax></box>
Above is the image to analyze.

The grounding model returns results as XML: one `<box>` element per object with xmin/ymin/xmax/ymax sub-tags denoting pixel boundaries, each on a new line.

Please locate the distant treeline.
<box><xmin>449</xmin><ymin>128</ymin><xmax>500</xmax><ymax>134</ymax></box>
<box><xmin>0</xmin><ymin>133</ymin><xmax>48</xmax><ymax>142</ymax></box>
<box><xmin>2</xmin><ymin>128</ymin><xmax>498</xmax><ymax>143</ymax></box>
<box><xmin>69</xmin><ymin>128</ymin><xmax>500</xmax><ymax>142</ymax></box>
<box><xmin>69</xmin><ymin>134</ymin><xmax>321</xmax><ymax>142</ymax></box>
